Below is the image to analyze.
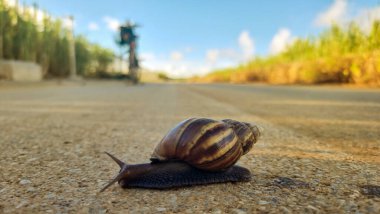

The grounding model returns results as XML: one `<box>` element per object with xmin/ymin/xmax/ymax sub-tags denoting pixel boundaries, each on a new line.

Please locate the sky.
<box><xmin>14</xmin><ymin>0</ymin><xmax>380</xmax><ymax>77</ymax></box>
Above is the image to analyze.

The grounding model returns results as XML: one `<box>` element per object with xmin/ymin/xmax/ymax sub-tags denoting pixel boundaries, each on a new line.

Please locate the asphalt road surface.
<box><xmin>0</xmin><ymin>82</ymin><xmax>379</xmax><ymax>213</ymax></box>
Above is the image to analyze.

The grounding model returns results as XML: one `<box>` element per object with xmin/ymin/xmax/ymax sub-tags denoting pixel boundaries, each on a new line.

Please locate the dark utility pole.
<box><xmin>118</xmin><ymin>21</ymin><xmax>140</xmax><ymax>84</ymax></box>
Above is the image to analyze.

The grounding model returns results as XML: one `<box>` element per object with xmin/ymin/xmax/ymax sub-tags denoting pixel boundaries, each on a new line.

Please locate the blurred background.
<box><xmin>1</xmin><ymin>0</ymin><xmax>379</xmax><ymax>85</ymax></box>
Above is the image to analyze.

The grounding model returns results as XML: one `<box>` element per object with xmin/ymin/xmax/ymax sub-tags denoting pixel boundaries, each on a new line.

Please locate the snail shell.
<box><xmin>151</xmin><ymin>118</ymin><xmax>260</xmax><ymax>171</ymax></box>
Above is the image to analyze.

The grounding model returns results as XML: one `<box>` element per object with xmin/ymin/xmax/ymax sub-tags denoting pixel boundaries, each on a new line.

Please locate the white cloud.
<box><xmin>140</xmin><ymin>47</ymin><xmax>242</xmax><ymax>78</ymax></box>
<box><xmin>314</xmin><ymin>0</ymin><xmax>380</xmax><ymax>32</ymax></box>
<box><xmin>141</xmin><ymin>31</ymin><xmax>256</xmax><ymax>78</ymax></box>
<box><xmin>139</xmin><ymin>51</ymin><xmax>189</xmax><ymax>77</ymax></box>
<box><xmin>269</xmin><ymin>28</ymin><xmax>294</xmax><ymax>54</ymax></box>
<box><xmin>184</xmin><ymin>47</ymin><xmax>193</xmax><ymax>53</ymax></box>
<box><xmin>142</xmin><ymin>59</ymin><xmax>203</xmax><ymax>78</ymax></box>
<box><xmin>140</xmin><ymin>50</ymin><xmax>234</xmax><ymax>78</ymax></box>
<box><xmin>170</xmin><ymin>51</ymin><xmax>183</xmax><ymax>61</ymax></box>
<box><xmin>314</xmin><ymin>0</ymin><xmax>347</xmax><ymax>26</ymax></box>
<box><xmin>24</xmin><ymin>5</ymin><xmax>46</xmax><ymax>26</ymax></box>
<box><xmin>238</xmin><ymin>31</ymin><xmax>255</xmax><ymax>60</ymax></box>
<box><xmin>88</xmin><ymin>22</ymin><xmax>99</xmax><ymax>31</ymax></box>
<box><xmin>140</xmin><ymin>52</ymin><xmax>156</xmax><ymax>61</ymax></box>
<box><xmin>62</xmin><ymin>17</ymin><xmax>75</xmax><ymax>30</ymax></box>
<box><xmin>4</xmin><ymin>0</ymin><xmax>17</xmax><ymax>7</ymax></box>
<box><xmin>353</xmin><ymin>6</ymin><xmax>380</xmax><ymax>33</ymax></box>
<box><xmin>35</xmin><ymin>10</ymin><xmax>45</xmax><ymax>24</ymax></box>
<box><xmin>103</xmin><ymin>16</ymin><xmax>120</xmax><ymax>31</ymax></box>
<box><xmin>205</xmin><ymin>49</ymin><xmax>240</xmax><ymax>64</ymax></box>
<box><xmin>201</xmin><ymin>32</ymin><xmax>256</xmax><ymax>75</ymax></box>
<box><xmin>206</xmin><ymin>49</ymin><xmax>219</xmax><ymax>64</ymax></box>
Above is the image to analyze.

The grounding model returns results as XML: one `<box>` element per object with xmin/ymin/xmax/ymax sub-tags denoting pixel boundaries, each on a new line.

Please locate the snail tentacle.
<box><xmin>104</xmin><ymin>152</ymin><xmax>125</xmax><ymax>168</ymax></box>
<box><xmin>100</xmin><ymin>152</ymin><xmax>129</xmax><ymax>192</ymax></box>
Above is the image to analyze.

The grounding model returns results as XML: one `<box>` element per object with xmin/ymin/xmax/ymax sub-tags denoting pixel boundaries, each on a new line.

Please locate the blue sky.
<box><xmin>18</xmin><ymin>0</ymin><xmax>380</xmax><ymax>77</ymax></box>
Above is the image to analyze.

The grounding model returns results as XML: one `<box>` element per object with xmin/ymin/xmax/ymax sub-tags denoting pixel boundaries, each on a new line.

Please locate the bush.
<box><xmin>197</xmin><ymin>21</ymin><xmax>380</xmax><ymax>86</ymax></box>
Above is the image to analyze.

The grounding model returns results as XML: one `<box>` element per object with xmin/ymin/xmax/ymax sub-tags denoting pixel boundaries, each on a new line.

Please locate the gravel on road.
<box><xmin>0</xmin><ymin>81</ymin><xmax>379</xmax><ymax>213</ymax></box>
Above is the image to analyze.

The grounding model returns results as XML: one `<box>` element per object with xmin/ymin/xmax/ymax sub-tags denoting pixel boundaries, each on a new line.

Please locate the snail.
<box><xmin>100</xmin><ymin>118</ymin><xmax>261</xmax><ymax>192</ymax></box>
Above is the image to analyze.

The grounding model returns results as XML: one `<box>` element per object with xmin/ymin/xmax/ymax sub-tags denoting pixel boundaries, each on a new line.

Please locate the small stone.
<box><xmin>212</xmin><ymin>209</ymin><xmax>222</xmax><ymax>214</ymax></box>
<box><xmin>307</xmin><ymin>205</ymin><xmax>319</xmax><ymax>212</ymax></box>
<box><xmin>232</xmin><ymin>208</ymin><xmax>247</xmax><ymax>214</ymax></box>
<box><xmin>27</xmin><ymin>158</ymin><xmax>38</xmax><ymax>162</ymax></box>
<box><xmin>78</xmin><ymin>181</ymin><xmax>88</xmax><ymax>187</ymax></box>
<box><xmin>156</xmin><ymin>207</ymin><xmax>166</xmax><ymax>212</ymax></box>
<box><xmin>19</xmin><ymin>179</ymin><xmax>31</xmax><ymax>185</ymax></box>
<box><xmin>27</xmin><ymin>187</ymin><xmax>36</xmax><ymax>193</ymax></box>
<box><xmin>280</xmin><ymin>206</ymin><xmax>291</xmax><ymax>213</ymax></box>
<box><xmin>89</xmin><ymin>206</ymin><xmax>107</xmax><ymax>214</ymax></box>
<box><xmin>259</xmin><ymin>200</ymin><xmax>269</xmax><ymax>205</ymax></box>
<box><xmin>45</xmin><ymin>192</ymin><xmax>56</xmax><ymax>200</ymax></box>
<box><xmin>68</xmin><ymin>168</ymin><xmax>81</xmax><ymax>173</ymax></box>
<box><xmin>180</xmin><ymin>190</ymin><xmax>190</xmax><ymax>197</ymax></box>
<box><xmin>16</xmin><ymin>200</ymin><xmax>28</xmax><ymax>209</ymax></box>
<box><xmin>349</xmin><ymin>190</ymin><xmax>361</xmax><ymax>199</ymax></box>
<box><xmin>271</xmin><ymin>197</ymin><xmax>279</xmax><ymax>204</ymax></box>
<box><xmin>169</xmin><ymin>193</ymin><xmax>177</xmax><ymax>208</ymax></box>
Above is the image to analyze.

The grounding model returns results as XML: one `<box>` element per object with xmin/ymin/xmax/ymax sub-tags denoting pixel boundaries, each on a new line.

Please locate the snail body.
<box><xmin>101</xmin><ymin>118</ymin><xmax>261</xmax><ymax>192</ymax></box>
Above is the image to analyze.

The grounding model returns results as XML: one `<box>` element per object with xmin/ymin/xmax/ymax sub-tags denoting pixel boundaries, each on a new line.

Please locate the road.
<box><xmin>0</xmin><ymin>82</ymin><xmax>379</xmax><ymax>213</ymax></box>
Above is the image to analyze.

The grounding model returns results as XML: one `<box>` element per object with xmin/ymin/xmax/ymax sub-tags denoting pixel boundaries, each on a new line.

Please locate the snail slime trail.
<box><xmin>101</xmin><ymin>118</ymin><xmax>261</xmax><ymax>192</ymax></box>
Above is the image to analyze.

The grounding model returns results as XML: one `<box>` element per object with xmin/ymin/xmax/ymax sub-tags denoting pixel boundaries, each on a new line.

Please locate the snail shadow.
<box><xmin>259</xmin><ymin>175</ymin><xmax>380</xmax><ymax>198</ymax></box>
<box><xmin>268</xmin><ymin>176</ymin><xmax>310</xmax><ymax>189</ymax></box>
<box><xmin>360</xmin><ymin>185</ymin><xmax>380</xmax><ymax>198</ymax></box>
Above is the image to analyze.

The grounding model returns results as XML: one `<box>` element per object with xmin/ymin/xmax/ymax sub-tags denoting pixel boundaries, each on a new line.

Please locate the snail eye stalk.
<box><xmin>100</xmin><ymin>152</ymin><xmax>128</xmax><ymax>192</ymax></box>
<box><xmin>105</xmin><ymin>152</ymin><xmax>125</xmax><ymax>168</ymax></box>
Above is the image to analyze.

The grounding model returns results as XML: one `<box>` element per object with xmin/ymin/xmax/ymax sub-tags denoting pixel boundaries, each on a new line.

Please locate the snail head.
<box><xmin>100</xmin><ymin>152</ymin><xmax>131</xmax><ymax>192</ymax></box>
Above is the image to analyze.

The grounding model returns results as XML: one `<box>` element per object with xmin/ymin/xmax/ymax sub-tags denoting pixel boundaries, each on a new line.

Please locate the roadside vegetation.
<box><xmin>0</xmin><ymin>0</ymin><xmax>114</xmax><ymax>78</ymax></box>
<box><xmin>194</xmin><ymin>22</ymin><xmax>380</xmax><ymax>86</ymax></box>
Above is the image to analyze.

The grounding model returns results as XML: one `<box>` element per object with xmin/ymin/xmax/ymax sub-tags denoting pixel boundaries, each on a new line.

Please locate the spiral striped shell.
<box><xmin>150</xmin><ymin>118</ymin><xmax>261</xmax><ymax>171</ymax></box>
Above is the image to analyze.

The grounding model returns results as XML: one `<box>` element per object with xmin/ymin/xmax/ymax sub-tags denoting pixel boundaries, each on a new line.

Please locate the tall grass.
<box><xmin>0</xmin><ymin>0</ymin><xmax>114</xmax><ymax>78</ymax></box>
<box><xmin>195</xmin><ymin>22</ymin><xmax>380</xmax><ymax>86</ymax></box>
